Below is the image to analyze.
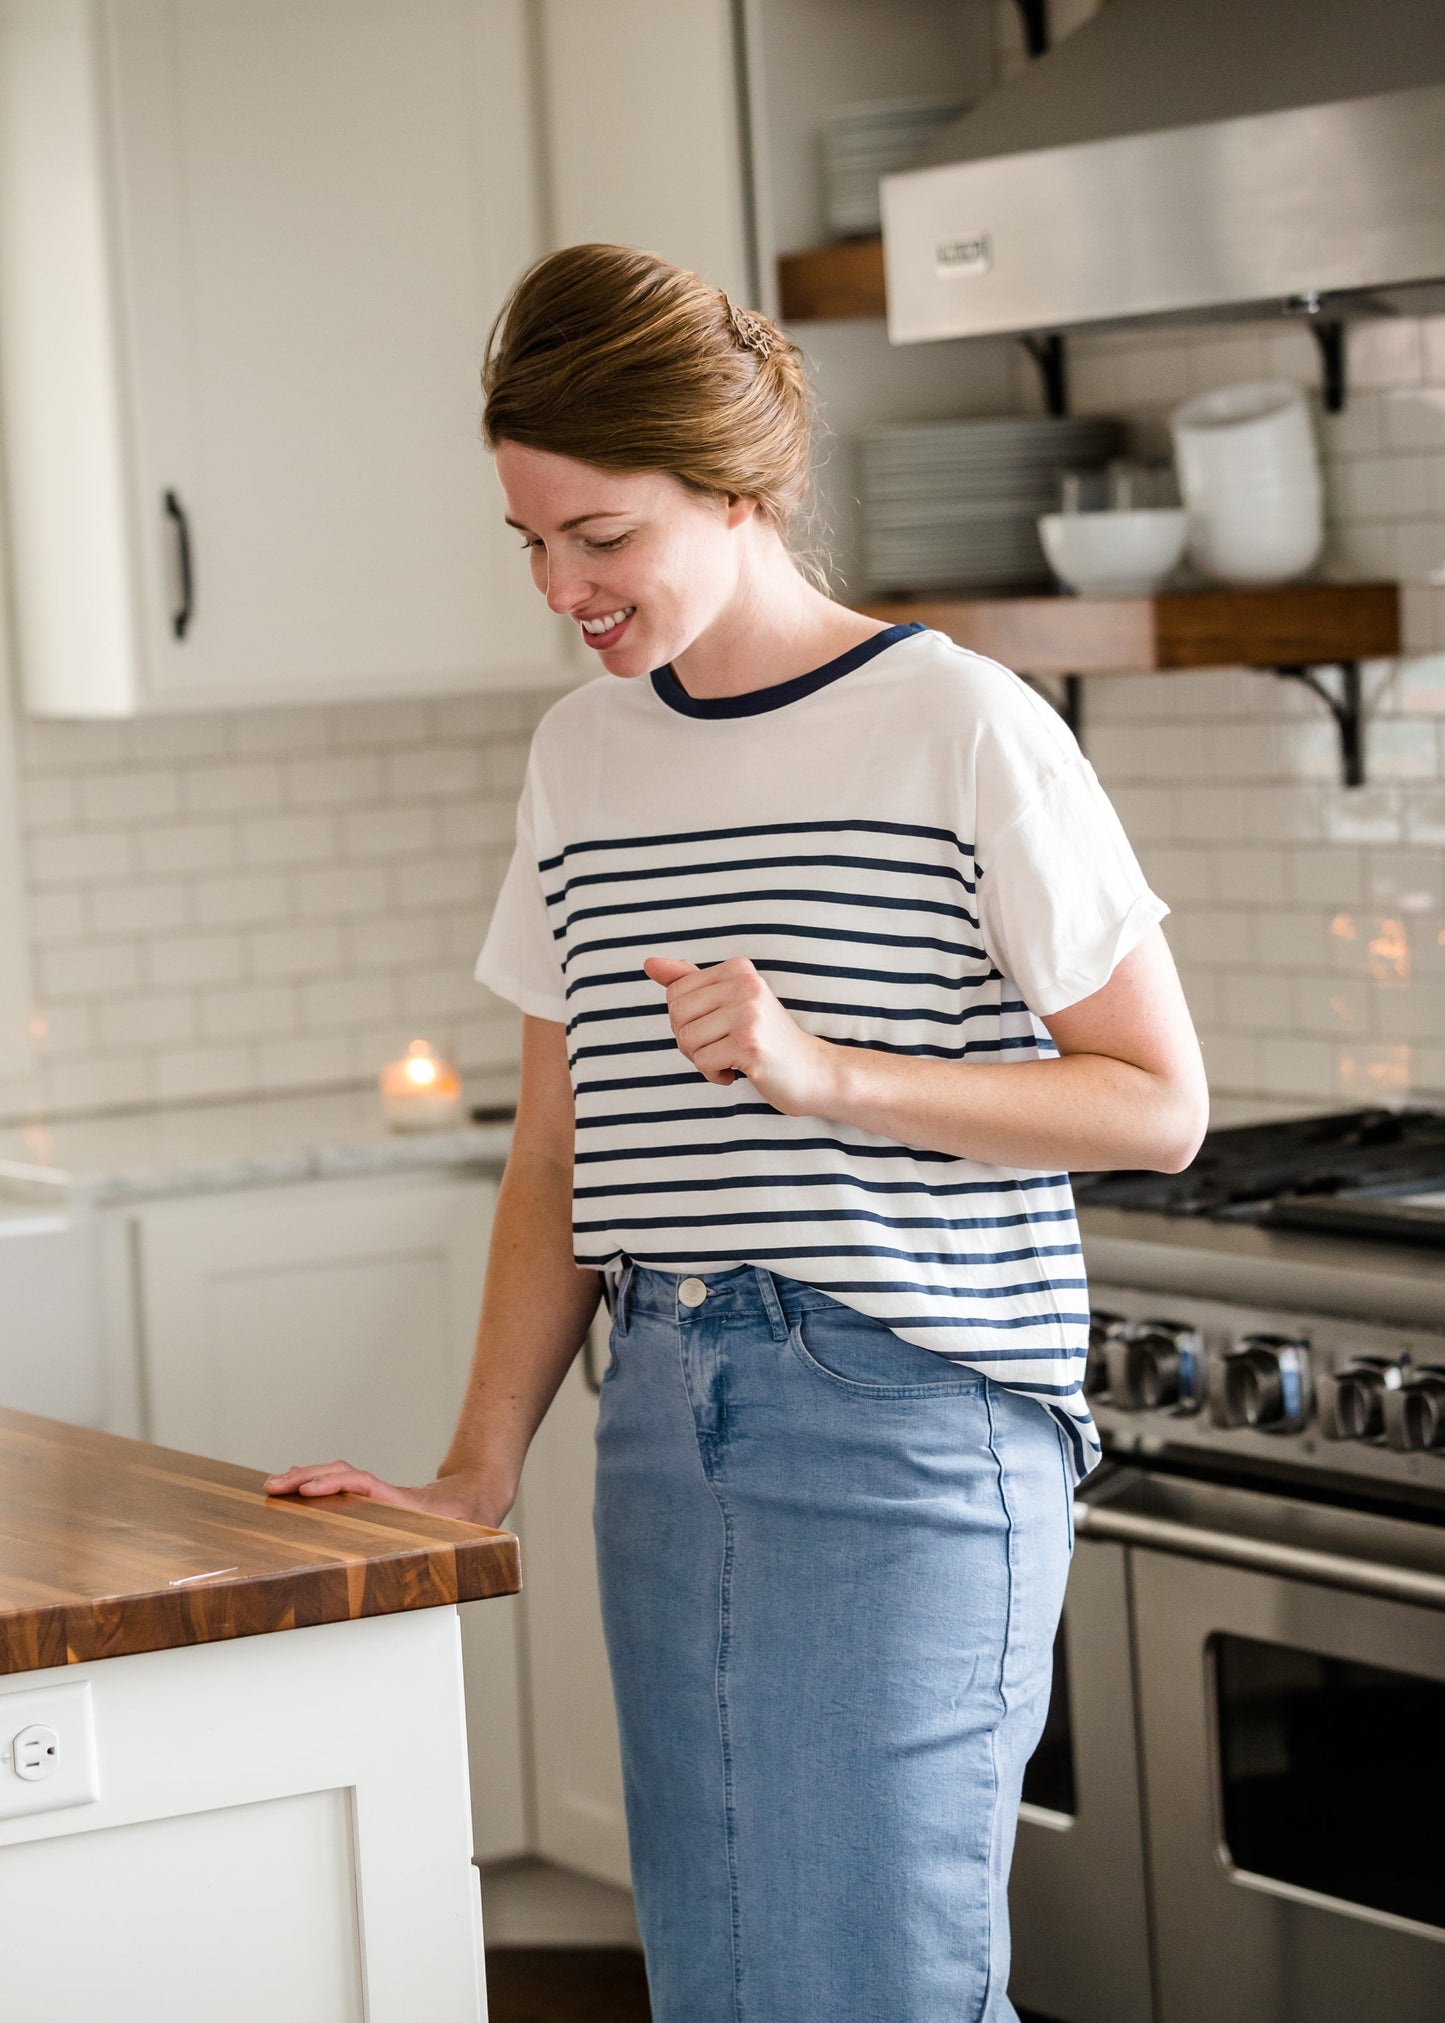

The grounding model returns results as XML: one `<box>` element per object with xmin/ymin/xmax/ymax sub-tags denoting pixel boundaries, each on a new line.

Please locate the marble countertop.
<box><xmin>0</xmin><ymin>1081</ymin><xmax>1330</xmax><ymax>1213</ymax></box>
<box><xmin>0</xmin><ymin>1083</ymin><xmax>517</xmax><ymax>1208</ymax></box>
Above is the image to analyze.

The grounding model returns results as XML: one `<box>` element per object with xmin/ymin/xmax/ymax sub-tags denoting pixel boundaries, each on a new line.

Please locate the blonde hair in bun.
<box><xmin>482</xmin><ymin>243</ymin><xmax>833</xmax><ymax>592</ymax></box>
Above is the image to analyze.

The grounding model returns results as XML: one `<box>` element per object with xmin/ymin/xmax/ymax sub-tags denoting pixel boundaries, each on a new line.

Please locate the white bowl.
<box><xmin>1038</xmin><ymin>509</ymin><xmax>1189</xmax><ymax>597</ymax></box>
<box><xmin>1184</xmin><ymin>507</ymin><xmax>1324</xmax><ymax>584</ymax></box>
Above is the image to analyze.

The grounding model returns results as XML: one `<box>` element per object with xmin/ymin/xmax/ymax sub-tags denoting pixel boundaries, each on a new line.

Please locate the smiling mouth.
<box><xmin>579</xmin><ymin>605</ymin><xmax>636</xmax><ymax>639</ymax></box>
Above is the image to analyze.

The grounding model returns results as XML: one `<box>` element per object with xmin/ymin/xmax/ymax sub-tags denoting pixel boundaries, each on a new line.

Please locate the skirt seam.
<box><xmin>978</xmin><ymin>1379</ymin><xmax>1015</xmax><ymax>2022</ymax></box>
<box><xmin>716</xmin><ymin>1501</ymin><xmax>745</xmax><ymax>2022</ymax></box>
<box><xmin>674</xmin><ymin>1320</ymin><xmax>747</xmax><ymax>2023</ymax></box>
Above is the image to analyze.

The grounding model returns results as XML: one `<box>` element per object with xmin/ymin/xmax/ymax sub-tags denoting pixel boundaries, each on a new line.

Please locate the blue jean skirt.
<box><xmin>591</xmin><ymin>1260</ymin><xmax>1075</xmax><ymax>2023</ymax></box>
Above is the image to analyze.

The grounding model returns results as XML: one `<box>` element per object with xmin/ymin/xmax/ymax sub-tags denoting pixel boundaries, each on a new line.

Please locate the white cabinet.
<box><xmin>132</xmin><ymin>1169</ymin><xmax>493</xmax><ymax>1474</ymax></box>
<box><xmin>0</xmin><ymin>640</ymin><xmax>31</xmax><ymax>1080</ymax></box>
<box><xmin>0</xmin><ymin>0</ymin><xmax>570</xmax><ymax>716</ymax></box>
<box><xmin>0</xmin><ymin>1207</ymin><xmax>104</xmax><ymax>1426</ymax></box>
<box><xmin>516</xmin><ymin>1305</ymin><xmax>630</xmax><ymax>1886</ymax></box>
<box><xmin>0</xmin><ymin>1610</ymin><xmax>488</xmax><ymax>2023</ymax></box>
<box><xmin>539</xmin><ymin>0</ymin><xmax>753</xmax><ymax>303</ymax></box>
<box><xmin>131</xmin><ymin>1166</ymin><xmax>531</xmax><ymax>1865</ymax></box>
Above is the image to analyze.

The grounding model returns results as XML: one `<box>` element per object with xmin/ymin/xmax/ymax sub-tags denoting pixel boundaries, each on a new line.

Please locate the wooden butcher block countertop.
<box><xmin>0</xmin><ymin>1405</ymin><xmax>521</xmax><ymax>1676</ymax></box>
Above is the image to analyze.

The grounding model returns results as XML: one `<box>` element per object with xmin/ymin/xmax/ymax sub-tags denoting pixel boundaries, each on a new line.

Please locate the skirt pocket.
<box><xmin>785</xmin><ymin>1298</ymin><xmax>986</xmax><ymax>1398</ymax></box>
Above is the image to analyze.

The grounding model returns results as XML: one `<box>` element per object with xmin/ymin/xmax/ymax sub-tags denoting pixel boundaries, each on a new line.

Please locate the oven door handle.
<box><xmin>1073</xmin><ymin>1501</ymin><xmax>1445</xmax><ymax>1610</ymax></box>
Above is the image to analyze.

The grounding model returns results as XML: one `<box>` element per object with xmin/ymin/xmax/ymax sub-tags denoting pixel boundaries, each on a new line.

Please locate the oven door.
<box><xmin>1084</xmin><ymin>1474</ymin><xmax>1445</xmax><ymax>2023</ymax></box>
<box><xmin>1008</xmin><ymin>1527</ymin><xmax>1154</xmax><ymax>2023</ymax></box>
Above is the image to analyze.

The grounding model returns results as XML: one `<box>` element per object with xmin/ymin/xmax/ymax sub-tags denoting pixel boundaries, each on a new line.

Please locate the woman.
<box><xmin>266</xmin><ymin>243</ymin><xmax>1208</xmax><ymax>2022</ymax></box>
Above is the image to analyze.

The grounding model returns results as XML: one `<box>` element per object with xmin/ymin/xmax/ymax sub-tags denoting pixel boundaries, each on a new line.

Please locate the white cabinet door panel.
<box><xmin>3</xmin><ymin>1788</ymin><xmax>367</xmax><ymax>2019</ymax></box>
<box><xmin>519</xmin><ymin>1306</ymin><xmax>631</xmax><ymax>1887</ymax></box>
<box><xmin>0</xmin><ymin>0</ymin><xmax>568</xmax><ymax>714</ymax></box>
<box><xmin>0</xmin><ymin>652</ymin><xmax>32</xmax><ymax>1081</ymax></box>
<box><xmin>104</xmin><ymin>0</ymin><xmax>560</xmax><ymax>707</ymax></box>
<box><xmin>134</xmin><ymin>1170</ymin><xmax>489</xmax><ymax>1472</ymax></box>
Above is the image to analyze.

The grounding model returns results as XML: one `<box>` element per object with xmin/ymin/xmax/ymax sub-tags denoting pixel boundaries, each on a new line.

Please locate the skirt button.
<box><xmin>678</xmin><ymin>1277</ymin><xmax>708</xmax><ymax>1308</ymax></box>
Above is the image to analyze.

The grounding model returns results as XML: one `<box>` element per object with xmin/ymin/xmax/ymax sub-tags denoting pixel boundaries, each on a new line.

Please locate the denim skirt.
<box><xmin>591</xmin><ymin>1260</ymin><xmax>1075</xmax><ymax>2023</ymax></box>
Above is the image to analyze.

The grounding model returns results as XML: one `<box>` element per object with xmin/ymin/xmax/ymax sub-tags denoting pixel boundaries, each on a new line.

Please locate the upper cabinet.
<box><xmin>0</xmin><ymin>0</ymin><xmax>572</xmax><ymax>716</ymax></box>
<box><xmin>538</xmin><ymin>0</ymin><xmax>753</xmax><ymax>304</ymax></box>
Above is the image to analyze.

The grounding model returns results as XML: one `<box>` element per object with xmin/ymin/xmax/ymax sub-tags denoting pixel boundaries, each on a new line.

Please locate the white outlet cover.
<box><xmin>0</xmin><ymin>1680</ymin><xmax>100</xmax><ymax>1820</ymax></box>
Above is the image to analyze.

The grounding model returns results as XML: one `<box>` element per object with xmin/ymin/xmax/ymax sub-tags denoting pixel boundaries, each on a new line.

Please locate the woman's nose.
<box><xmin>543</xmin><ymin>560</ymin><xmax>593</xmax><ymax>617</ymax></box>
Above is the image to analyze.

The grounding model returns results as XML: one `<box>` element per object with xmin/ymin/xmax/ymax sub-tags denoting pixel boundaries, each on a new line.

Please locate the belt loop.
<box><xmin>754</xmin><ymin>1266</ymin><xmax>789</xmax><ymax>1343</ymax></box>
<box><xmin>615</xmin><ymin>1257</ymin><xmax>636</xmax><ymax>1334</ymax></box>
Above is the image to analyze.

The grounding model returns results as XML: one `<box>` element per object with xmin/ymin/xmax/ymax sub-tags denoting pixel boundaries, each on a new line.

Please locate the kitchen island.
<box><xmin>0</xmin><ymin>1404</ymin><xmax>520</xmax><ymax>2022</ymax></box>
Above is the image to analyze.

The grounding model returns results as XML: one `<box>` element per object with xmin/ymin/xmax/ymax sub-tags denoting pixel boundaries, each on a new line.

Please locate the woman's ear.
<box><xmin>723</xmin><ymin>490</ymin><xmax>760</xmax><ymax>530</ymax></box>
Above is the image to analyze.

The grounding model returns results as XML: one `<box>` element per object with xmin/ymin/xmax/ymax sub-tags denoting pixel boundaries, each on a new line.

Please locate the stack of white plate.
<box><xmin>860</xmin><ymin>416</ymin><xmax>1124</xmax><ymax>594</ymax></box>
<box><xmin>821</xmin><ymin>96</ymin><xmax>970</xmax><ymax>238</ymax></box>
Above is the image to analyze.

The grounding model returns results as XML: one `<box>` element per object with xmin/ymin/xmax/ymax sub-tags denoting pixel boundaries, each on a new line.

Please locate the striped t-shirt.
<box><xmin>476</xmin><ymin>622</ymin><xmax>1168</xmax><ymax>1479</ymax></box>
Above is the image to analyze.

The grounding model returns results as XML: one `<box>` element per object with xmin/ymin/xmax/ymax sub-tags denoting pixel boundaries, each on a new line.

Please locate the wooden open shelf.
<box><xmin>856</xmin><ymin>581</ymin><xmax>1399</xmax><ymax>679</ymax></box>
<box><xmin>778</xmin><ymin>237</ymin><xmax>886</xmax><ymax>322</ymax></box>
<box><xmin>856</xmin><ymin>582</ymin><xmax>1401</xmax><ymax>786</ymax></box>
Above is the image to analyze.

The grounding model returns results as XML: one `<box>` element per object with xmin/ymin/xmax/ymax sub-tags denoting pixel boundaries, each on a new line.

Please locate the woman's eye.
<box><xmin>587</xmin><ymin>534</ymin><xmax>629</xmax><ymax>552</ymax></box>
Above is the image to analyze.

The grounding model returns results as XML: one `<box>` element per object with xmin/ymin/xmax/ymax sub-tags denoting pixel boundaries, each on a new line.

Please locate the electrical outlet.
<box><xmin>13</xmin><ymin>1722</ymin><xmax>59</xmax><ymax>1780</ymax></box>
<box><xmin>0</xmin><ymin>1680</ymin><xmax>100</xmax><ymax>1820</ymax></box>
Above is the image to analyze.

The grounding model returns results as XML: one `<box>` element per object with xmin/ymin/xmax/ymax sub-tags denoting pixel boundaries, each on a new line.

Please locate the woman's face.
<box><xmin>493</xmin><ymin>440</ymin><xmax>753</xmax><ymax>676</ymax></box>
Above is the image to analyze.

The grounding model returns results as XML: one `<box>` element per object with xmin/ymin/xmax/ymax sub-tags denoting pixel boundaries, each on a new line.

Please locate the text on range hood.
<box><xmin>880</xmin><ymin>0</ymin><xmax>1445</xmax><ymax>347</ymax></box>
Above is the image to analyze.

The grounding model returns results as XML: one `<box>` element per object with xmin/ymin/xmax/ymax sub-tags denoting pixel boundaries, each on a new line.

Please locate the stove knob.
<box><xmin>1317</xmin><ymin>1358</ymin><xmax>1398</xmax><ymax>1442</ymax></box>
<box><xmin>1086</xmin><ymin>1309</ymin><xmax>1128</xmax><ymax>1402</ymax></box>
<box><xmin>1383</xmin><ymin>1368</ymin><xmax>1445</xmax><ymax>1453</ymax></box>
<box><xmin>1209</xmin><ymin>1333</ymin><xmax>1312</xmax><ymax>1432</ymax></box>
<box><xmin>1105</xmin><ymin>1320</ymin><xmax>1205</xmax><ymax>1412</ymax></box>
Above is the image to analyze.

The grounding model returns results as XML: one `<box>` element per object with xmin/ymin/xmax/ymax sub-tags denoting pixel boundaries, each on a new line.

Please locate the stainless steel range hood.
<box><xmin>880</xmin><ymin>0</ymin><xmax>1445</xmax><ymax>346</ymax></box>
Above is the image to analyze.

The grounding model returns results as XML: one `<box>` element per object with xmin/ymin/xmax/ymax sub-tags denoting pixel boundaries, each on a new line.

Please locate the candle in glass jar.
<box><xmin>378</xmin><ymin>1039</ymin><xmax>464</xmax><ymax>1131</ymax></box>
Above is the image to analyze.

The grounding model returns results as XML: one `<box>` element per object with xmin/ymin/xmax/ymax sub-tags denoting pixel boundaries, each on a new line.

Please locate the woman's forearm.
<box><xmin>437</xmin><ymin>1139</ymin><xmax>601</xmax><ymax>1499</ymax></box>
<box><xmin>650</xmin><ymin>942</ymin><xmax>1208</xmax><ymax>1177</ymax></box>
<box><xmin>818</xmin><ymin>1045</ymin><xmax>1198</xmax><ymax>1174</ymax></box>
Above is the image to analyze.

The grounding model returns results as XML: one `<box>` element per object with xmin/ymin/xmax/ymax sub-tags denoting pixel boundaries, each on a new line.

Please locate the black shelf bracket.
<box><xmin>1269</xmin><ymin>660</ymin><xmax>1365</xmax><ymax>786</ymax></box>
<box><xmin>1025</xmin><ymin>674</ymin><xmax>1085</xmax><ymax>752</ymax></box>
<box><xmin>1061</xmin><ymin>673</ymin><xmax>1083</xmax><ymax>748</ymax></box>
<box><xmin>1014</xmin><ymin>0</ymin><xmax>1050</xmax><ymax>58</ymax></box>
<box><xmin>1309</xmin><ymin>319</ymin><xmax>1347</xmax><ymax>415</ymax></box>
<box><xmin>1012</xmin><ymin>6</ymin><xmax>1069</xmax><ymax>418</ymax></box>
<box><xmin>1020</xmin><ymin>332</ymin><xmax>1068</xmax><ymax>417</ymax></box>
<box><xmin>1287</xmin><ymin>294</ymin><xmax>1347</xmax><ymax>413</ymax></box>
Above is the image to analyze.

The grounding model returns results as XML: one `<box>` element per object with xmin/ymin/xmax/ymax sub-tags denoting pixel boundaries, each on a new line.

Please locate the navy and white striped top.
<box><xmin>476</xmin><ymin>624</ymin><xmax>1169</xmax><ymax>1480</ymax></box>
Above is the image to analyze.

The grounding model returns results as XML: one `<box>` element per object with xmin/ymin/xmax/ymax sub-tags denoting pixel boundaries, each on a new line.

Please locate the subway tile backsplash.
<box><xmin>0</xmin><ymin>688</ymin><xmax>564</xmax><ymax>1123</ymax></box>
<box><xmin>1012</xmin><ymin>311</ymin><xmax>1445</xmax><ymax>1111</ymax></box>
<box><xmin>3</xmin><ymin>306</ymin><xmax>1445</xmax><ymax>1127</ymax></box>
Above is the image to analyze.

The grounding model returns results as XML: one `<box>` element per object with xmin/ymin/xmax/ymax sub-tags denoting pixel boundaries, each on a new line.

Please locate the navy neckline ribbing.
<box><xmin>649</xmin><ymin>622</ymin><xmax>926</xmax><ymax>719</ymax></box>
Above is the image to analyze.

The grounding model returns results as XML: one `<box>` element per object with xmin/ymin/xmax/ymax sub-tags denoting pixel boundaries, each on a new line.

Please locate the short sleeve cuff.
<box><xmin>474</xmin><ymin>953</ymin><xmax>568</xmax><ymax>1024</ymax></box>
<box><xmin>1027</xmin><ymin>888</ymin><xmax>1171</xmax><ymax>1018</ymax></box>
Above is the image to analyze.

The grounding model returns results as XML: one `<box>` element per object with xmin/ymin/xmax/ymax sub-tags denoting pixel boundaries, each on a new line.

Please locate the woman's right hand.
<box><xmin>261</xmin><ymin>1459</ymin><xmax>514</xmax><ymax>1530</ymax></box>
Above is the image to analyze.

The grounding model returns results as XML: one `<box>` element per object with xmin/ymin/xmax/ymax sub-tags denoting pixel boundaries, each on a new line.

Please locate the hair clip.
<box><xmin>724</xmin><ymin>296</ymin><xmax>776</xmax><ymax>361</ymax></box>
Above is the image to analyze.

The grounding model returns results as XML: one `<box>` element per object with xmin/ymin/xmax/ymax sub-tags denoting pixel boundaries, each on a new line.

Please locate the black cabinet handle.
<box><xmin>163</xmin><ymin>489</ymin><xmax>193</xmax><ymax>639</ymax></box>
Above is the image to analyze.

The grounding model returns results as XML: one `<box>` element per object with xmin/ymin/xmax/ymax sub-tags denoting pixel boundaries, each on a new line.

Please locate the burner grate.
<box><xmin>1071</xmin><ymin>1107</ymin><xmax>1445</xmax><ymax>1232</ymax></box>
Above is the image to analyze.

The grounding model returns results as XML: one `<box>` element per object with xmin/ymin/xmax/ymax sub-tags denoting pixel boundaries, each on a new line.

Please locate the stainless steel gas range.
<box><xmin>1009</xmin><ymin>1107</ymin><xmax>1445</xmax><ymax>2023</ymax></box>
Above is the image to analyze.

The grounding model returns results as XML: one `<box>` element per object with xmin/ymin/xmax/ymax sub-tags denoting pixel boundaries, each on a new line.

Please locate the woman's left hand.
<box><xmin>643</xmin><ymin>955</ymin><xmax>838</xmax><ymax>1117</ymax></box>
